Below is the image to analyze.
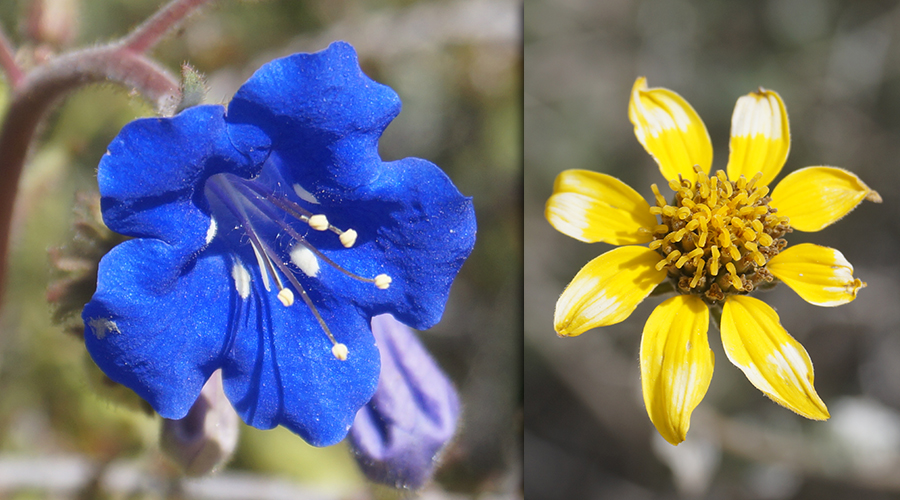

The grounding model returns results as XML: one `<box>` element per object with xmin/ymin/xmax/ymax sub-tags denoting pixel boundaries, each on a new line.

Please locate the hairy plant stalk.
<box><xmin>121</xmin><ymin>0</ymin><xmax>217</xmax><ymax>53</ymax></box>
<box><xmin>0</xmin><ymin>0</ymin><xmax>219</xmax><ymax>305</ymax></box>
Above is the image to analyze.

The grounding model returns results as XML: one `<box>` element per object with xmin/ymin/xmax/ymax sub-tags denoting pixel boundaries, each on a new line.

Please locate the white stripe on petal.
<box><xmin>293</xmin><ymin>183</ymin><xmax>319</xmax><ymax>204</ymax></box>
<box><xmin>290</xmin><ymin>245</ymin><xmax>320</xmax><ymax>277</ymax></box>
<box><xmin>205</xmin><ymin>217</ymin><xmax>217</xmax><ymax>244</ymax></box>
<box><xmin>732</xmin><ymin>93</ymin><xmax>782</xmax><ymax>139</ymax></box>
<box><xmin>231</xmin><ymin>263</ymin><xmax>251</xmax><ymax>299</ymax></box>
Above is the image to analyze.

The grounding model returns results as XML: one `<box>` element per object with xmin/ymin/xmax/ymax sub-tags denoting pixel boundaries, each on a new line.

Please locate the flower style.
<box><xmin>546</xmin><ymin>77</ymin><xmax>880</xmax><ymax>445</ymax></box>
<box><xmin>349</xmin><ymin>314</ymin><xmax>460</xmax><ymax>490</ymax></box>
<box><xmin>81</xmin><ymin>42</ymin><xmax>476</xmax><ymax>447</ymax></box>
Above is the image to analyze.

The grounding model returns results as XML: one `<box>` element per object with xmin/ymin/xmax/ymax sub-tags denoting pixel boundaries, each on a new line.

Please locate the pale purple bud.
<box><xmin>349</xmin><ymin>314</ymin><xmax>460</xmax><ymax>490</ymax></box>
<box><xmin>160</xmin><ymin>370</ymin><xmax>239</xmax><ymax>476</ymax></box>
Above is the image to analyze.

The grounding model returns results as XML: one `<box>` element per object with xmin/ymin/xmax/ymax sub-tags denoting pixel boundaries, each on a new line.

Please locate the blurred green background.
<box><xmin>526</xmin><ymin>0</ymin><xmax>900</xmax><ymax>498</ymax></box>
<box><xmin>0</xmin><ymin>0</ymin><xmax>521</xmax><ymax>498</ymax></box>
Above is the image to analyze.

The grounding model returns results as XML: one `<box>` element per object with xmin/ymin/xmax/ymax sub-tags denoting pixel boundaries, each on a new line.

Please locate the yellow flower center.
<box><xmin>648</xmin><ymin>166</ymin><xmax>791</xmax><ymax>303</ymax></box>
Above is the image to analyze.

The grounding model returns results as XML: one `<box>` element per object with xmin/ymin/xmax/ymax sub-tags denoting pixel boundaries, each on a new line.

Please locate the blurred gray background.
<box><xmin>525</xmin><ymin>0</ymin><xmax>900</xmax><ymax>498</ymax></box>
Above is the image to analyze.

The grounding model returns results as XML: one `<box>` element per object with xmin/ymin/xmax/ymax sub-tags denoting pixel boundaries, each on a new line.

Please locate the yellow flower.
<box><xmin>545</xmin><ymin>77</ymin><xmax>882</xmax><ymax>445</ymax></box>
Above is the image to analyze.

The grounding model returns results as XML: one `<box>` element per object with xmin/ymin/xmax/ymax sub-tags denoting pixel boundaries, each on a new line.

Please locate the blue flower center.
<box><xmin>203</xmin><ymin>173</ymin><xmax>391</xmax><ymax>361</ymax></box>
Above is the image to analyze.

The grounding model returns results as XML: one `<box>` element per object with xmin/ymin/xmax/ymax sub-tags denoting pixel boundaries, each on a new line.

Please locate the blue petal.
<box><xmin>83</xmin><ymin>240</ymin><xmax>234</xmax><ymax>419</ymax></box>
<box><xmin>98</xmin><ymin>105</ymin><xmax>250</xmax><ymax>246</ymax></box>
<box><xmin>272</xmin><ymin>154</ymin><xmax>476</xmax><ymax>330</ymax></box>
<box><xmin>226</xmin><ymin>41</ymin><xmax>400</xmax><ymax>191</ymax></box>
<box><xmin>354</xmin><ymin>157</ymin><xmax>476</xmax><ymax>329</ymax></box>
<box><xmin>219</xmin><ymin>258</ymin><xmax>380</xmax><ymax>446</ymax></box>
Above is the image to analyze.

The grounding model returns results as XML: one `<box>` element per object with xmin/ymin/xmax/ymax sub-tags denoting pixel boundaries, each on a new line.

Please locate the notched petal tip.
<box><xmin>771</xmin><ymin>166</ymin><xmax>877</xmax><ymax>232</ymax></box>
<box><xmin>640</xmin><ymin>296</ymin><xmax>713</xmax><ymax>446</ymax></box>
<box><xmin>767</xmin><ymin>243</ymin><xmax>866</xmax><ymax>307</ymax></box>
<box><xmin>720</xmin><ymin>296</ymin><xmax>830</xmax><ymax>421</ymax></box>
<box><xmin>726</xmin><ymin>88</ymin><xmax>790</xmax><ymax>187</ymax></box>
<box><xmin>629</xmin><ymin>77</ymin><xmax>713</xmax><ymax>182</ymax></box>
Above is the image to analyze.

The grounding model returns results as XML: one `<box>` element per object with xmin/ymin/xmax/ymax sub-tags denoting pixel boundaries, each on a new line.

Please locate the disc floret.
<box><xmin>649</xmin><ymin>166</ymin><xmax>791</xmax><ymax>303</ymax></box>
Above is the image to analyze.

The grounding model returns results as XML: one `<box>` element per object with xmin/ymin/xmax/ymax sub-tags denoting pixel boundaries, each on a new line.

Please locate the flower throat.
<box><xmin>204</xmin><ymin>173</ymin><xmax>391</xmax><ymax>361</ymax></box>
<box><xmin>648</xmin><ymin>166</ymin><xmax>791</xmax><ymax>303</ymax></box>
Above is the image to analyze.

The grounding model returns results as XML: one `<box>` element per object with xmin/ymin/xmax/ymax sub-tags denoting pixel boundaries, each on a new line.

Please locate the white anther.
<box><xmin>277</xmin><ymin>288</ymin><xmax>295</xmax><ymax>307</ymax></box>
<box><xmin>339</xmin><ymin>229</ymin><xmax>358</xmax><ymax>248</ymax></box>
<box><xmin>332</xmin><ymin>343</ymin><xmax>349</xmax><ymax>361</ymax></box>
<box><xmin>308</xmin><ymin>214</ymin><xmax>329</xmax><ymax>231</ymax></box>
<box><xmin>374</xmin><ymin>274</ymin><xmax>392</xmax><ymax>290</ymax></box>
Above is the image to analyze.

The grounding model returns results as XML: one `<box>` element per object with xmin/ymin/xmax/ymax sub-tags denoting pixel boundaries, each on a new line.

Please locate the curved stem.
<box><xmin>0</xmin><ymin>46</ymin><xmax>180</xmax><ymax>301</ymax></box>
<box><xmin>120</xmin><ymin>0</ymin><xmax>218</xmax><ymax>54</ymax></box>
<box><xmin>0</xmin><ymin>0</ymin><xmax>218</xmax><ymax>305</ymax></box>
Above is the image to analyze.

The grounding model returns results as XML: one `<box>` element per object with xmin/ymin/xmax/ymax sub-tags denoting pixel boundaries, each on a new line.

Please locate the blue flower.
<box><xmin>81</xmin><ymin>41</ymin><xmax>476</xmax><ymax>446</ymax></box>
<box><xmin>349</xmin><ymin>314</ymin><xmax>460</xmax><ymax>490</ymax></box>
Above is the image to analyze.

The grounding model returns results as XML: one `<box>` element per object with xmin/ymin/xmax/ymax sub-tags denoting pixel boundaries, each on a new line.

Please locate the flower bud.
<box><xmin>348</xmin><ymin>314</ymin><xmax>460</xmax><ymax>490</ymax></box>
<box><xmin>176</xmin><ymin>63</ymin><xmax>209</xmax><ymax>114</ymax></box>
<box><xmin>160</xmin><ymin>370</ymin><xmax>239</xmax><ymax>476</ymax></box>
<box><xmin>26</xmin><ymin>0</ymin><xmax>79</xmax><ymax>48</ymax></box>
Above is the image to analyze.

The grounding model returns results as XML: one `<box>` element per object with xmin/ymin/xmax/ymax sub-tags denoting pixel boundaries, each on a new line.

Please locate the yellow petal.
<box><xmin>545</xmin><ymin>169</ymin><xmax>656</xmax><ymax>245</ymax></box>
<box><xmin>720</xmin><ymin>296</ymin><xmax>829</xmax><ymax>420</ymax></box>
<box><xmin>725</xmin><ymin>88</ymin><xmax>790</xmax><ymax>187</ymax></box>
<box><xmin>770</xmin><ymin>166</ymin><xmax>881</xmax><ymax>232</ymax></box>
<box><xmin>640</xmin><ymin>295</ymin><xmax>713</xmax><ymax>445</ymax></box>
<box><xmin>554</xmin><ymin>246</ymin><xmax>666</xmax><ymax>336</ymax></box>
<box><xmin>767</xmin><ymin>243</ymin><xmax>865</xmax><ymax>307</ymax></box>
<box><xmin>629</xmin><ymin>77</ymin><xmax>713</xmax><ymax>183</ymax></box>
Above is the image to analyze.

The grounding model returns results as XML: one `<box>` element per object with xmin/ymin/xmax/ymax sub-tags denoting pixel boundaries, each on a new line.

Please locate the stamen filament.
<box><xmin>250</xmin><ymin>240</ymin><xmax>273</xmax><ymax>292</ymax></box>
<box><xmin>208</xmin><ymin>179</ymin><xmax>285</xmax><ymax>293</ymax></box>
<box><xmin>268</xmin><ymin>252</ymin><xmax>348</xmax><ymax>360</ymax></box>
<box><xmin>237</xmin><ymin>191</ymin><xmax>389</xmax><ymax>287</ymax></box>
<box><xmin>206</xmin><ymin>173</ymin><xmax>399</xmax><ymax>360</ymax></box>
<box><xmin>232</xmin><ymin>176</ymin><xmax>357</xmax><ymax>243</ymax></box>
<box><xmin>235</xmin><ymin>177</ymin><xmax>358</xmax><ymax>243</ymax></box>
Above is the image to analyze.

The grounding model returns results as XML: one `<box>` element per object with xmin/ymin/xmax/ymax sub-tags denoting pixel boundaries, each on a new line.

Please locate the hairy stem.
<box><xmin>0</xmin><ymin>46</ymin><xmax>180</xmax><ymax>301</ymax></box>
<box><xmin>0</xmin><ymin>0</ymin><xmax>217</xmax><ymax>303</ymax></box>
<box><xmin>121</xmin><ymin>0</ymin><xmax>217</xmax><ymax>54</ymax></box>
